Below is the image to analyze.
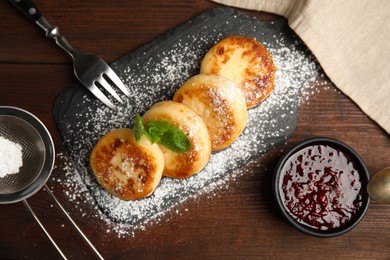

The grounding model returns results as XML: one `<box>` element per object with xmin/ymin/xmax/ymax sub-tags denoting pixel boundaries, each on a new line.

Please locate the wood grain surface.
<box><xmin>0</xmin><ymin>1</ymin><xmax>389</xmax><ymax>259</ymax></box>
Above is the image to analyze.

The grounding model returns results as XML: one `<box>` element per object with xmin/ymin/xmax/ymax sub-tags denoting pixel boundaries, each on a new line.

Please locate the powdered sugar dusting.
<box><xmin>0</xmin><ymin>136</ymin><xmax>23</xmax><ymax>178</ymax></box>
<box><xmin>52</xmin><ymin>9</ymin><xmax>329</xmax><ymax>237</ymax></box>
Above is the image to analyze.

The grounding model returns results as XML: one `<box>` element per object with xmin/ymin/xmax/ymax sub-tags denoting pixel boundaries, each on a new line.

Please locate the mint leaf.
<box><xmin>133</xmin><ymin>115</ymin><xmax>191</xmax><ymax>152</ymax></box>
<box><xmin>159</xmin><ymin>126</ymin><xmax>191</xmax><ymax>153</ymax></box>
<box><xmin>145</xmin><ymin>125</ymin><xmax>162</xmax><ymax>143</ymax></box>
<box><xmin>144</xmin><ymin>121</ymin><xmax>191</xmax><ymax>153</ymax></box>
<box><xmin>133</xmin><ymin>113</ymin><xmax>144</xmax><ymax>143</ymax></box>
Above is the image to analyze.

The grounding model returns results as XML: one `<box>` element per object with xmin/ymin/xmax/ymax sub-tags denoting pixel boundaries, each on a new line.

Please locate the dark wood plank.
<box><xmin>0</xmin><ymin>0</ymin><xmax>221</xmax><ymax>63</ymax></box>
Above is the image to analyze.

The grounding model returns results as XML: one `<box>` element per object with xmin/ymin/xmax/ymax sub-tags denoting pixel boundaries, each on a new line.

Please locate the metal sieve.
<box><xmin>0</xmin><ymin>106</ymin><xmax>103</xmax><ymax>259</ymax></box>
<box><xmin>0</xmin><ymin>106</ymin><xmax>54</xmax><ymax>203</ymax></box>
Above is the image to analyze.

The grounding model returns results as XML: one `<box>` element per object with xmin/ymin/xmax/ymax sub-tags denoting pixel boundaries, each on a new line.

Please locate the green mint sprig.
<box><xmin>133</xmin><ymin>113</ymin><xmax>191</xmax><ymax>153</ymax></box>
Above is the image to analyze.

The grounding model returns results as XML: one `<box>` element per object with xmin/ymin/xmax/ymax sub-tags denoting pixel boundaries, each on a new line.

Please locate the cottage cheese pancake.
<box><xmin>173</xmin><ymin>74</ymin><xmax>247</xmax><ymax>151</ymax></box>
<box><xmin>90</xmin><ymin>128</ymin><xmax>164</xmax><ymax>200</ymax></box>
<box><xmin>142</xmin><ymin>101</ymin><xmax>211</xmax><ymax>179</ymax></box>
<box><xmin>200</xmin><ymin>36</ymin><xmax>276</xmax><ymax>108</ymax></box>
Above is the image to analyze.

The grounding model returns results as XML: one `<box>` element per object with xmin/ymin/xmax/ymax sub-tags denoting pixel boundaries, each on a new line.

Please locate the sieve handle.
<box><xmin>23</xmin><ymin>200</ymin><xmax>67</xmax><ymax>260</ymax></box>
<box><xmin>44</xmin><ymin>184</ymin><xmax>104</xmax><ymax>260</ymax></box>
<box><xmin>23</xmin><ymin>187</ymin><xmax>104</xmax><ymax>259</ymax></box>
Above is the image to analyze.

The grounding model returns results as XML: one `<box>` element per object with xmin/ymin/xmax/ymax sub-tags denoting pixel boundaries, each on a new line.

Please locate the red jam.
<box><xmin>279</xmin><ymin>144</ymin><xmax>363</xmax><ymax>231</ymax></box>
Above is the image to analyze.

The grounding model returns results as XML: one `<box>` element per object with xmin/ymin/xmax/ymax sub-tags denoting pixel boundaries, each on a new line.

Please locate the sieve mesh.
<box><xmin>0</xmin><ymin>115</ymin><xmax>46</xmax><ymax>194</ymax></box>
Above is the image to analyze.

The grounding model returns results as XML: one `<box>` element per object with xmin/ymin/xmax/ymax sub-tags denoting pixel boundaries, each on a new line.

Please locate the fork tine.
<box><xmin>104</xmin><ymin>69</ymin><xmax>131</xmax><ymax>98</ymax></box>
<box><xmin>97</xmin><ymin>76</ymin><xmax>124</xmax><ymax>104</ymax></box>
<box><xmin>86</xmin><ymin>83</ymin><xmax>117</xmax><ymax>111</ymax></box>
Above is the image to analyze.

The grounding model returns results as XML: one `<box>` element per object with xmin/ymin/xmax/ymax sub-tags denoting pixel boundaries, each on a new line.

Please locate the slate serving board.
<box><xmin>52</xmin><ymin>7</ymin><xmax>319</xmax><ymax>226</ymax></box>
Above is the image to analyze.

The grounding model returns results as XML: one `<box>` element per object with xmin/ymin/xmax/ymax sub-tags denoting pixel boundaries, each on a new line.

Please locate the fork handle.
<box><xmin>7</xmin><ymin>0</ymin><xmax>76</xmax><ymax>57</ymax></box>
<box><xmin>7</xmin><ymin>0</ymin><xmax>41</xmax><ymax>21</ymax></box>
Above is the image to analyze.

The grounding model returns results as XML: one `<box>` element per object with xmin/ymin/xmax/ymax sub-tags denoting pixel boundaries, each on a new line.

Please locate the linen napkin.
<box><xmin>212</xmin><ymin>0</ymin><xmax>390</xmax><ymax>134</ymax></box>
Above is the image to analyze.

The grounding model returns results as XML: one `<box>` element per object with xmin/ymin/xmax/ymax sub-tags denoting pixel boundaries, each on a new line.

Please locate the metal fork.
<box><xmin>8</xmin><ymin>0</ymin><xmax>130</xmax><ymax>111</ymax></box>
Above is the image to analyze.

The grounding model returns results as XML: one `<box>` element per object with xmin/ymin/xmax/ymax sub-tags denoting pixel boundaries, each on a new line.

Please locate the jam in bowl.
<box><xmin>273</xmin><ymin>137</ymin><xmax>370</xmax><ymax>237</ymax></box>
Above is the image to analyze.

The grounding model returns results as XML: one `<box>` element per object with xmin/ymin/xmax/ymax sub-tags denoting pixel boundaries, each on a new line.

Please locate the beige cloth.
<box><xmin>212</xmin><ymin>0</ymin><xmax>390</xmax><ymax>134</ymax></box>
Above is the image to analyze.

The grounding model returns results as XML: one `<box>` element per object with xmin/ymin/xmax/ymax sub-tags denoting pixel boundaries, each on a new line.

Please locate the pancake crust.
<box><xmin>200</xmin><ymin>36</ymin><xmax>276</xmax><ymax>108</ymax></box>
<box><xmin>142</xmin><ymin>101</ymin><xmax>211</xmax><ymax>178</ymax></box>
<box><xmin>173</xmin><ymin>74</ymin><xmax>247</xmax><ymax>151</ymax></box>
<box><xmin>90</xmin><ymin>128</ymin><xmax>164</xmax><ymax>200</ymax></box>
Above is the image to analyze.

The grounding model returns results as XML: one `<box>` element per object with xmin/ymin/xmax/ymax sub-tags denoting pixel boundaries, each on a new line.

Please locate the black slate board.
<box><xmin>52</xmin><ymin>7</ymin><xmax>319</xmax><ymax>226</ymax></box>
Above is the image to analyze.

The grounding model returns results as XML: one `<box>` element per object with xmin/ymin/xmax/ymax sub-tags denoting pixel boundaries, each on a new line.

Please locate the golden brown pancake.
<box><xmin>142</xmin><ymin>101</ymin><xmax>211</xmax><ymax>178</ymax></box>
<box><xmin>90</xmin><ymin>128</ymin><xmax>164</xmax><ymax>200</ymax></box>
<box><xmin>200</xmin><ymin>35</ymin><xmax>276</xmax><ymax>109</ymax></box>
<box><xmin>173</xmin><ymin>74</ymin><xmax>247</xmax><ymax>151</ymax></box>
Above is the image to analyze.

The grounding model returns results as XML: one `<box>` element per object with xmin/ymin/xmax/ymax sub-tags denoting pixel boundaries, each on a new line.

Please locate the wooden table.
<box><xmin>1</xmin><ymin>1</ymin><xmax>389</xmax><ymax>259</ymax></box>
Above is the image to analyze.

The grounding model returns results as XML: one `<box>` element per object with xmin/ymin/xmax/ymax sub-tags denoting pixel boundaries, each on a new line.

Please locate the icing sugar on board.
<box><xmin>53</xmin><ymin>7</ymin><xmax>321</xmax><ymax>227</ymax></box>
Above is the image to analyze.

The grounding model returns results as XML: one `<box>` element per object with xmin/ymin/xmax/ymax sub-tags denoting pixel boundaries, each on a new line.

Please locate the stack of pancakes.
<box><xmin>90</xmin><ymin>36</ymin><xmax>276</xmax><ymax>200</ymax></box>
